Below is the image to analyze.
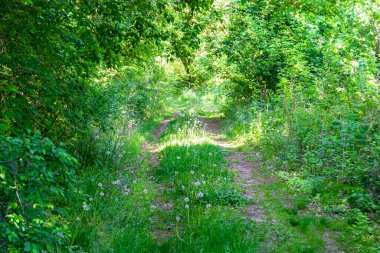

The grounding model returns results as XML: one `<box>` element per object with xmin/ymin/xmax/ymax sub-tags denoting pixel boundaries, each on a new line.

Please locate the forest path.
<box><xmin>200</xmin><ymin>118</ymin><xmax>271</xmax><ymax>223</ymax></box>
<box><xmin>144</xmin><ymin>115</ymin><xmax>341</xmax><ymax>252</ymax></box>
<box><xmin>146</xmin><ymin>116</ymin><xmax>271</xmax><ymax>223</ymax></box>
<box><xmin>144</xmin><ymin>115</ymin><xmax>269</xmax><ymax>240</ymax></box>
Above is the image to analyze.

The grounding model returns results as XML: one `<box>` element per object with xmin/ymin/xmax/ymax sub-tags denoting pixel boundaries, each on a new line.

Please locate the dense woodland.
<box><xmin>1</xmin><ymin>0</ymin><xmax>379</xmax><ymax>252</ymax></box>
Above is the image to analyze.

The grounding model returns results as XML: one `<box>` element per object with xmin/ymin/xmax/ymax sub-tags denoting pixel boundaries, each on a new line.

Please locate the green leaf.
<box><xmin>24</xmin><ymin>242</ymin><xmax>31</xmax><ymax>252</ymax></box>
<box><xmin>20</xmin><ymin>0</ymin><xmax>33</xmax><ymax>5</ymax></box>
<box><xmin>6</xmin><ymin>85</ymin><xmax>19</xmax><ymax>93</ymax></box>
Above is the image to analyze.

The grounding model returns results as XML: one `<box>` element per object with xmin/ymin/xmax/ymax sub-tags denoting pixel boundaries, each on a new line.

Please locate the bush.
<box><xmin>0</xmin><ymin>132</ymin><xmax>77</xmax><ymax>252</ymax></box>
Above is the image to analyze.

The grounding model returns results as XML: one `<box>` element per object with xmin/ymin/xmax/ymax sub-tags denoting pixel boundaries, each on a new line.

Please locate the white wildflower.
<box><xmin>206</xmin><ymin>204</ymin><xmax>211</xmax><ymax>209</ymax></box>
<box><xmin>143</xmin><ymin>189</ymin><xmax>148</xmax><ymax>194</ymax></box>
<box><xmin>176</xmin><ymin>156</ymin><xmax>181</xmax><ymax>160</ymax></box>
<box><xmin>106</xmin><ymin>151</ymin><xmax>111</xmax><ymax>155</ymax></box>
<box><xmin>196</xmin><ymin>192</ymin><xmax>204</xmax><ymax>198</ymax></box>
<box><xmin>185</xmin><ymin>204</ymin><xmax>189</xmax><ymax>209</ymax></box>
<box><xmin>194</xmin><ymin>181</ymin><xmax>201</xmax><ymax>187</ymax></box>
<box><xmin>190</xmin><ymin>171</ymin><xmax>194</xmax><ymax>175</ymax></box>
<box><xmin>100</xmin><ymin>192</ymin><xmax>105</xmax><ymax>197</ymax></box>
<box><xmin>176</xmin><ymin>216</ymin><xmax>181</xmax><ymax>221</ymax></box>
<box><xmin>184</xmin><ymin>197</ymin><xmax>189</xmax><ymax>202</ymax></box>
<box><xmin>181</xmin><ymin>185</ymin><xmax>185</xmax><ymax>190</ymax></box>
<box><xmin>89</xmin><ymin>198</ymin><xmax>93</xmax><ymax>202</ymax></box>
<box><xmin>98</xmin><ymin>182</ymin><xmax>103</xmax><ymax>187</ymax></box>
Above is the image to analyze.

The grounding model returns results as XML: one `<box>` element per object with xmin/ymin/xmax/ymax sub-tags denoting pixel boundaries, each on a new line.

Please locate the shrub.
<box><xmin>0</xmin><ymin>132</ymin><xmax>77</xmax><ymax>252</ymax></box>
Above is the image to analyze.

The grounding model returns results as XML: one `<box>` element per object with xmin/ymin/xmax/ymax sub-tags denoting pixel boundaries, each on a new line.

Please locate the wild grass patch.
<box><xmin>153</xmin><ymin>114</ymin><xmax>257</xmax><ymax>251</ymax></box>
<box><xmin>68</xmin><ymin>122</ymin><xmax>158</xmax><ymax>252</ymax></box>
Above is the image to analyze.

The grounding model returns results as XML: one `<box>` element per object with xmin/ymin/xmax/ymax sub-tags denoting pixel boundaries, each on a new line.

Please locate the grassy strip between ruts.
<box><xmin>67</xmin><ymin>114</ymin><xmax>260</xmax><ymax>252</ymax></box>
<box><xmin>153</xmin><ymin>115</ymin><xmax>260</xmax><ymax>252</ymax></box>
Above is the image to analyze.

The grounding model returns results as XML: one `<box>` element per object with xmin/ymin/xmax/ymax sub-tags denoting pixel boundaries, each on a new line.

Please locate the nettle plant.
<box><xmin>0</xmin><ymin>132</ymin><xmax>77</xmax><ymax>252</ymax></box>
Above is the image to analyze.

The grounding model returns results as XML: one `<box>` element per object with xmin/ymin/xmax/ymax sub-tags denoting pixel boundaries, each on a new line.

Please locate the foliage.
<box><xmin>221</xmin><ymin>0</ymin><xmax>380</xmax><ymax>104</ymax></box>
<box><xmin>0</xmin><ymin>132</ymin><xmax>77</xmax><ymax>252</ymax></box>
<box><xmin>1</xmin><ymin>1</ymin><xmax>146</xmax><ymax>138</ymax></box>
<box><xmin>220</xmin><ymin>0</ymin><xmax>380</xmax><ymax>250</ymax></box>
<box><xmin>163</xmin><ymin>0</ymin><xmax>214</xmax><ymax>85</ymax></box>
<box><xmin>2</xmin><ymin>0</ymin><xmax>380</xmax><ymax>251</ymax></box>
<box><xmin>0</xmin><ymin>0</ymin><xmax>214</xmax><ymax>251</ymax></box>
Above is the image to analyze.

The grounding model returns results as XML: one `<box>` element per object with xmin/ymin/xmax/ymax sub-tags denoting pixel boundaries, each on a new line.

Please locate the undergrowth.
<box><xmin>224</xmin><ymin>100</ymin><xmax>380</xmax><ymax>252</ymax></box>
<box><xmin>67</xmin><ymin>121</ymin><xmax>157</xmax><ymax>252</ymax></box>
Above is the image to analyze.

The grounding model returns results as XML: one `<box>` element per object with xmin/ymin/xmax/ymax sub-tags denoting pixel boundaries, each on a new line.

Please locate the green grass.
<box><xmin>222</xmin><ymin>100</ymin><xmax>380</xmax><ymax>253</ymax></box>
<box><xmin>248</xmin><ymin>178</ymin><xmax>331</xmax><ymax>253</ymax></box>
<box><xmin>67</xmin><ymin>122</ymin><xmax>159</xmax><ymax>252</ymax></box>
<box><xmin>66</xmin><ymin>86</ymin><xmax>379</xmax><ymax>252</ymax></box>
<box><xmin>67</xmin><ymin>111</ymin><xmax>258</xmax><ymax>252</ymax></box>
<box><xmin>227</xmin><ymin>144</ymin><xmax>380</xmax><ymax>253</ymax></box>
<box><xmin>160</xmin><ymin>209</ymin><xmax>259</xmax><ymax>253</ymax></box>
<box><xmin>152</xmin><ymin>114</ymin><xmax>258</xmax><ymax>251</ymax></box>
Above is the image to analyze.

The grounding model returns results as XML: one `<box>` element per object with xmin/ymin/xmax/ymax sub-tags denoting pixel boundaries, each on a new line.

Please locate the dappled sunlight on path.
<box><xmin>143</xmin><ymin>114</ymin><xmax>265</xmax><ymax>247</ymax></box>
<box><xmin>200</xmin><ymin>118</ymin><xmax>270</xmax><ymax>223</ymax></box>
<box><xmin>141</xmin><ymin>113</ymin><xmax>344</xmax><ymax>252</ymax></box>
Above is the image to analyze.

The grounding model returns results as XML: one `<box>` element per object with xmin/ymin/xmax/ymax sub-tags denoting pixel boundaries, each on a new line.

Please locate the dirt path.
<box><xmin>201</xmin><ymin>118</ymin><xmax>270</xmax><ymax>223</ymax></box>
<box><xmin>145</xmin><ymin>116</ymin><xmax>268</xmax><ymax>239</ymax></box>
<box><xmin>142</xmin><ymin>116</ymin><xmax>176</xmax><ymax>243</ymax></box>
<box><xmin>145</xmin><ymin>116</ymin><xmax>341</xmax><ymax>251</ymax></box>
<box><xmin>202</xmin><ymin>118</ymin><xmax>342</xmax><ymax>252</ymax></box>
<box><xmin>143</xmin><ymin>116</ymin><xmax>176</xmax><ymax>167</ymax></box>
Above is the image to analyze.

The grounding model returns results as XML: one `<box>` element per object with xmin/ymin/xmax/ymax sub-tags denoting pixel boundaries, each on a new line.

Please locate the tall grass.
<box><xmin>224</xmin><ymin>100</ymin><xmax>380</xmax><ymax>252</ymax></box>
<box><xmin>67</xmin><ymin>120</ymin><xmax>158</xmax><ymax>252</ymax></box>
